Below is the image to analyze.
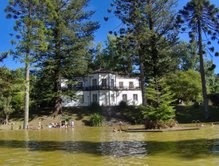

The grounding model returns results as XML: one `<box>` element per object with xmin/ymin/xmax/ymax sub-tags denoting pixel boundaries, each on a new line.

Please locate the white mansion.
<box><xmin>62</xmin><ymin>70</ymin><xmax>142</xmax><ymax>107</ymax></box>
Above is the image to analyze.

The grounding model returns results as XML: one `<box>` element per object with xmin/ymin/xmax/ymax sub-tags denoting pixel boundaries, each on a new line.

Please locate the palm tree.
<box><xmin>177</xmin><ymin>0</ymin><xmax>219</xmax><ymax>119</ymax></box>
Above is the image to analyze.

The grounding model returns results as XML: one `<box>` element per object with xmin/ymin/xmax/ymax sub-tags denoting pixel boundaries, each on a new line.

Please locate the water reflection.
<box><xmin>0</xmin><ymin>138</ymin><xmax>218</xmax><ymax>157</ymax></box>
<box><xmin>98</xmin><ymin>141</ymin><xmax>147</xmax><ymax>157</ymax></box>
<box><xmin>212</xmin><ymin>133</ymin><xmax>219</xmax><ymax>153</ymax></box>
<box><xmin>0</xmin><ymin>126</ymin><xmax>219</xmax><ymax>166</ymax></box>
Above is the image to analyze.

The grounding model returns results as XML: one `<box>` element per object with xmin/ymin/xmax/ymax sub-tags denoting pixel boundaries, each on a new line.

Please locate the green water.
<box><xmin>0</xmin><ymin>125</ymin><xmax>219</xmax><ymax>166</ymax></box>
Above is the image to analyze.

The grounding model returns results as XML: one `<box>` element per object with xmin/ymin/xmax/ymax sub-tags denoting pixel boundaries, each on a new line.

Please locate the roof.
<box><xmin>91</xmin><ymin>69</ymin><xmax>115</xmax><ymax>74</ymax></box>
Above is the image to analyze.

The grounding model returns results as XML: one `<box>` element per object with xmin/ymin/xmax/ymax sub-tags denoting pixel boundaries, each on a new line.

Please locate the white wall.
<box><xmin>115</xmin><ymin>90</ymin><xmax>142</xmax><ymax>106</ymax></box>
<box><xmin>62</xmin><ymin>91</ymin><xmax>90</xmax><ymax>107</ymax></box>
<box><xmin>116</xmin><ymin>77</ymin><xmax>140</xmax><ymax>89</ymax></box>
<box><xmin>62</xmin><ymin>72</ymin><xmax>142</xmax><ymax>107</ymax></box>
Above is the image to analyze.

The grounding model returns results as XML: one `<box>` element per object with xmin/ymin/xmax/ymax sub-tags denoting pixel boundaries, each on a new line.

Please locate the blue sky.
<box><xmin>0</xmin><ymin>0</ymin><xmax>219</xmax><ymax>73</ymax></box>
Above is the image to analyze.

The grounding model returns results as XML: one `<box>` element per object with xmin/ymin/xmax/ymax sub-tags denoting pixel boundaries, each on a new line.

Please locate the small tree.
<box><xmin>0</xmin><ymin>96</ymin><xmax>14</xmax><ymax>125</ymax></box>
<box><xmin>141</xmin><ymin>77</ymin><xmax>176</xmax><ymax>129</ymax></box>
<box><xmin>0</xmin><ymin>68</ymin><xmax>25</xmax><ymax>124</ymax></box>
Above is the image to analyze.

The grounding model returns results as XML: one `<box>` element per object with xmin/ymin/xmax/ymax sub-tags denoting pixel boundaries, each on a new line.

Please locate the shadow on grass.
<box><xmin>0</xmin><ymin>138</ymin><xmax>218</xmax><ymax>158</ymax></box>
<box><xmin>176</xmin><ymin>105</ymin><xmax>219</xmax><ymax>123</ymax></box>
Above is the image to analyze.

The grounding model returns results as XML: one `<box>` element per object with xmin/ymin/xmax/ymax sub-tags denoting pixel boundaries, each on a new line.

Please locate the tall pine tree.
<box><xmin>5</xmin><ymin>0</ymin><xmax>48</xmax><ymax>129</ymax></box>
<box><xmin>37</xmin><ymin>0</ymin><xmax>99</xmax><ymax>116</ymax></box>
<box><xmin>111</xmin><ymin>0</ymin><xmax>178</xmax><ymax>106</ymax></box>
<box><xmin>177</xmin><ymin>0</ymin><xmax>219</xmax><ymax>119</ymax></box>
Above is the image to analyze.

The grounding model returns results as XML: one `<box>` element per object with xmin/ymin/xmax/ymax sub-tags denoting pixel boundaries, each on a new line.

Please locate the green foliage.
<box><xmin>61</xmin><ymin>114</ymin><xmax>71</xmax><ymax>122</ymax></box>
<box><xmin>209</xmin><ymin>74</ymin><xmax>219</xmax><ymax>93</ymax></box>
<box><xmin>144</xmin><ymin>104</ymin><xmax>175</xmax><ymax>121</ymax></box>
<box><xmin>175</xmin><ymin>105</ymin><xmax>205</xmax><ymax>123</ymax></box>
<box><xmin>90</xmin><ymin>35</ymin><xmax>134</xmax><ymax>74</ymax></box>
<box><xmin>165</xmin><ymin>70</ymin><xmax>202</xmax><ymax>104</ymax></box>
<box><xmin>177</xmin><ymin>0</ymin><xmax>219</xmax><ymax>119</ymax></box>
<box><xmin>138</xmin><ymin>105</ymin><xmax>176</xmax><ymax>129</ymax></box>
<box><xmin>177</xmin><ymin>0</ymin><xmax>219</xmax><ymax>53</ymax></box>
<box><xmin>0</xmin><ymin>96</ymin><xmax>14</xmax><ymax>116</ymax></box>
<box><xmin>5</xmin><ymin>0</ymin><xmax>49</xmax><ymax>128</ymax></box>
<box><xmin>0</xmin><ymin>68</ymin><xmax>24</xmax><ymax>122</ymax></box>
<box><xmin>118</xmin><ymin>101</ymin><xmax>127</xmax><ymax>109</ymax></box>
<box><xmin>90</xmin><ymin>113</ymin><xmax>103</xmax><ymax>126</ymax></box>
<box><xmin>205</xmin><ymin>61</ymin><xmax>219</xmax><ymax>94</ymax></box>
<box><xmin>174</xmin><ymin>41</ymin><xmax>199</xmax><ymax>71</ymax></box>
<box><xmin>5</xmin><ymin>0</ymin><xmax>48</xmax><ymax>58</ymax></box>
<box><xmin>33</xmin><ymin>0</ymin><xmax>99</xmax><ymax>114</ymax></box>
<box><xmin>111</xmin><ymin>0</ymin><xmax>179</xmax><ymax>105</ymax></box>
<box><xmin>112</xmin><ymin>0</ymin><xmax>179</xmax><ymax>78</ymax></box>
<box><xmin>12</xmin><ymin>92</ymin><xmax>25</xmax><ymax>111</ymax></box>
<box><xmin>122</xmin><ymin>106</ymin><xmax>145</xmax><ymax>124</ymax></box>
<box><xmin>141</xmin><ymin>77</ymin><xmax>175</xmax><ymax>122</ymax></box>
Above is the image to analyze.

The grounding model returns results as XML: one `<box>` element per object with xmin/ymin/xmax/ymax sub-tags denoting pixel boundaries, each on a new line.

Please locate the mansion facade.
<box><xmin>62</xmin><ymin>71</ymin><xmax>142</xmax><ymax>107</ymax></box>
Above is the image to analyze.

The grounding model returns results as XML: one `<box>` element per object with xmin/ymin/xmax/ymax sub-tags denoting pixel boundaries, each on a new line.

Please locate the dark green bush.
<box><xmin>123</xmin><ymin>106</ymin><xmax>145</xmax><ymax>124</ymax></box>
<box><xmin>90</xmin><ymin>113</ymin><xmax>103</xmax><ymax>126</ymax></box>
<box><xmin>118</xmin><ymin>101</ymin><xmax>127</xmax><ymax>109</ymax></box>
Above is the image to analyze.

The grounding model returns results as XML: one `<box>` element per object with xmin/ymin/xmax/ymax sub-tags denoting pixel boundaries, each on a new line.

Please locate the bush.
<box><xmin>140</xmin><ymin>77</ymin><xmax>176</xmax><ymax>129</ymax></box>
<box><xmin>119</xmin><ymin>101</ymin><xmax>127</xmax><ymax>109</ymax></box>
<box><xmin>138</xmin><ymin>104</ymin><xmax>176</xmax><ymax>129</ymax></box>
<box><xmin>124</xmin><ymin>106</ymin><xmax>145</xmax><ymax>124</ymax></box>
<box><xmin>144</xmin><ymin>119</ymin><xmax>178</xmax><ymax>129</ymax></box>
<box><xmin>90</xmin><ymin>113</ymin><xmax>103</xmax><ymax>126</ymax></box>
<box><xmin>145</xmin><ymin>104</ymin><xmax>175</xmax><ymax>121</ymax></box>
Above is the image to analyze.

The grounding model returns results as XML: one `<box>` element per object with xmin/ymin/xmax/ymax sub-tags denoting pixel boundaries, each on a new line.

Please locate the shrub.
<box><xmin>139</xmin><ymin>77</ymin><xmax>176</xmax><ymax>129</ymax></box>
<box><xmin>90</xmin><ymin>113</ymin><xmax>103</xmax><ymax>126</ymax></box>
<box><xmin>140</xmin><ymin>103</ymin><xmax>176</xmax><ymax>129</ymax></box>
<box><xmin>119</xmin><ymin>101</ymin><xmax>127</xmax><ymax>109</ymax></box>
<box><xmin>144</xmin><ymin>104</ymin><xmax>175</xmax><ymax>121</ymax></box>
<box><xmin>124</xmin><ymin>106</ymin><xmax>145</xmax><ymax>124</ymax></box>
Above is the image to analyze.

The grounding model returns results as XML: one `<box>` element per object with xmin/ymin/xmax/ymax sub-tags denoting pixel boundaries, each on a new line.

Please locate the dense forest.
<box><xmin>1</xmin><ymin>0</ymin><xmax>219</xmax><ymax>129</ymax></box>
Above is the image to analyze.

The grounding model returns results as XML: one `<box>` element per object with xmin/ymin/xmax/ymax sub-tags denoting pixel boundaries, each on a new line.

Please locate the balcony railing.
<box><xmin>75</xmin><ymin>85</ymin><xmax>140</xmax><ymax>91</ymax></box>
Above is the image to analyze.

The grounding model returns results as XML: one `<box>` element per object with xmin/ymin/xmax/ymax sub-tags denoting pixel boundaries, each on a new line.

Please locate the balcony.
<box><xmin>76</xmin><ymin>85</ymin><xmax>140</xmax><ymax>91</ymax></box>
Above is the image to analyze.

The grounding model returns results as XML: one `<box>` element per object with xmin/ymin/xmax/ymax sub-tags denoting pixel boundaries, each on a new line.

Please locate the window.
<box><xmin>101</xmin><ymin>79</ymin><xmax>107</xmax><ymax>87</ymax></box>
<box><xmin>122</xmin><ymin>94</ymin><xmax>127</xmax><ymax>101</ymax></box>
<box><xmin>111</xmin><ymin>79</ymin><xmax>114</xmax><ymax>87</ymax></box>
<box><xmin>93</xmin><ymin>94</ymin><xmax>98</xmax><ymax>102</ymax></box>
<box><xmin>129</xmin><ymin>82</ymin><xmax>134</xmax><ymax>88</ymax></box>
<box><xmin>111</xmin><ymin>94</ymin><xmax>115</xmax><ymax>102</ymax></box>
<box><xmin>119</xmin><ymin>82</ymin><xmax>124</xmax><ymax>88</ymax></box>
<box><xmin>133</xmin><ymin>94</ymin><xmax>138</xmax><ymax>101</ymax></box>
<box><xmin>92</xmin><ymin>79</ymin><xmax>97</xmax><ymax>86</ymax></box>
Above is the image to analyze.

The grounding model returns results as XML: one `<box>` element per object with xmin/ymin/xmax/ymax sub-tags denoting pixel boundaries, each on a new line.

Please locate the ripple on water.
<box><xmin>98</xmin><ymin>141</ymin><xmax>147</xmax><ymax>157</ymax></box>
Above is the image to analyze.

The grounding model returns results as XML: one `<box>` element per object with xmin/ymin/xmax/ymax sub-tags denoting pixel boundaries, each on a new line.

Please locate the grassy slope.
<box><xmin>1</xmin><ymin>105</ymin><xmax>219</xmax><ymax>130</ymax></box>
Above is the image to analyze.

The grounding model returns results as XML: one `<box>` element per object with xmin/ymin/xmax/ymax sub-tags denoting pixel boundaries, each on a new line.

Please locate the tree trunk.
<box><xmin>197</xmin><ymin>20</ymin><xmax>209</xmax><ymax>120</ymax></box>
<box><xmin>139</xmin><ymin>50</ymin><xmax>147</xmax><ymax>106</ymax></box>
<box><xmin>52</xmin><ymin>18</ymin><xmax>63</xmax><ymax>117</ymax></box>
<box><xmin>5</xmin><ymin>114</ymin><xmax>9</xmax><ymax>125</ymax></box>
<box><xmin>24</xmin><ymin>61</ymin><xmax>30</xmax><ymax>129</ymax></box>
<box><xmin>52</xmin><ymin>70</ymin><xmax>62</xmax><ymax>117</ymax></box>
<box><xmin>52</xmin><ymin>97</ymin><xmax>62</xmax><ymax>117</ymax></box>
<box><xmin>23</xmin><ymin>1</ymin><xmax>32</xmax><ymax>129</ymax></box>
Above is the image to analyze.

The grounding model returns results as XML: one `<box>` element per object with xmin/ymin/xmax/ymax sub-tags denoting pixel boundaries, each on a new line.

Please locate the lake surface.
<box><xmin>0</xmin><ymin>125</ymin><xmax>219</xmax><ymax>166</ymax></box>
